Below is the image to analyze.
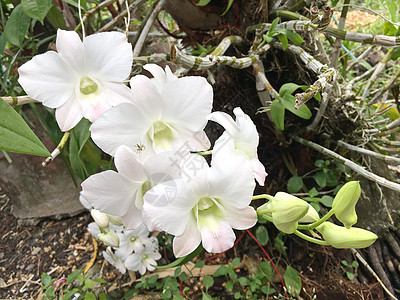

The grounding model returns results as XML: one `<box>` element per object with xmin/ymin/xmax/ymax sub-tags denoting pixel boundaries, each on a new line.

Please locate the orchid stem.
<box><xmin>42</xmin><ymin>130</ymin><xmax>71</xmax><ymax>167</ymax></box>
<box><xmin>307</xmin><ymin>209</ymin><xmax>335</xmax><ymax>230</ymax></box>
<box><xmin>294</xmin><ymin>230</ymin><xmax>329</xmax><ymax>246</ymax></box>
<box><xmin>195</xmin><ymin>150</ymin><xmax>212</xmax><ymax>156</ymax></box>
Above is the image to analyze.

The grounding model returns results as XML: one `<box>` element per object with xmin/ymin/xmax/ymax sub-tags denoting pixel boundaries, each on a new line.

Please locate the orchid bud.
<box><xmin>332</xmin><ymin>181</ymin><xmax>361</xmax><ymax>229</ymax></box>
<box><xmin>271</xmin><ymin>192</ymin><xmax>309</xmax><ymax>234</ymax></box>
<box><xmin>316</xmin><ymin>222</ymin><xmax>377</xmax><ymax>249</ymax></box>
<box><xmin>299</xmin><ymin>204</ymin><xmax>320</xmax><ymax>223</ymax></box>
<box><xmin>91</xmin><ymin>209</ymin><xmax>109</xmax><ymax>228</ymax></box>
<box><xmin>107</xmin><ymin>214</ymin><xmax>123</xmax><ymax>226</ymax></box>
<box><xmin>98</xmin><ymin>231</ymin><xmax>120</xmax><ymax>247</ymax></box>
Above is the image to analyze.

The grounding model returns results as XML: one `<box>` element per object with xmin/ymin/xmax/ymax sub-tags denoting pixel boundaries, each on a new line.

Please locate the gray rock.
<box><xmin>0</xmin><ymin>107</ymin><xmax>85</xmax><ymax>219</ymax></box>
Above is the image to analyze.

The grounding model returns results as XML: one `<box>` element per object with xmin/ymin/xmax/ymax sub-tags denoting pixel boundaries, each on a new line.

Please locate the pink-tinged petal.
<box><xmin>90</xmin><ymin>102</ymin><xmax>152</xmax><ymax>156</ymax></box>
<box><xmin>225</xmin><ymin>206</ymin><xmax>257</xmax><ymax>230</ymax></box>
<box><xmin>56</xmin><ymin>29</ymin><xmax>84</xmax><ymax>73</ymax></box>
<box><xmin>79</xmin><ymin>82</ymin><xmax>134</xmax><ymax>122</ymax></box>
<box><xmin>18</xmin><ymin>51</ymin><xmax>76</xmax><ymax>108</ymax></box>
<box><xmin>81</xmin><ymin>170</ymin><xmax>138</xmax><ymax>216</ymax></box>
<box><xmin>207</xmin><ymin>111</ymin><xmax>237</xmax><ymax>136</ymax></box>
<box><xmin>84</xmin><ymin>32</ymin><xmax>133</xmax><ymax>81</ymax></box>
<box><xmin>174</xmin><ymin>128</ymin><xmax>211</xmax><ymax>152</ymax></box>
<box><xmin>114</xmin><ymin>145</ymin><xmax>146</xmax><ymax>181</ymax></box>
<box><xmin>55</xmin><ymin>97</ymin><xmax>84</xmax><ymax>131</ymax></box>
<box><xmin>129</xmin><ymin>75</ymin><xmax>162</xmax><ymax>120</ymax></box>
<box><xmin>162</xmin><ymin>76</ymin><xmax>213</xmax><ymax>132</ymax></box>
<box><xmin>143</xmin><ymin>179</ymin><xmax>197</xmax><ymax>236</ymax></box>
<box><xmin>173</xmin><ymin>216</ymin><xmax>201</xmax><ymax>257</ymax></box>
<box><xmin>252</xmin><ymin>158</ymin><xmax>268</xmax><ymax>186</ymax></box>
<box><xmin>209</xmin><ymin>156</ymin><xmax>255</xmax><ymax>209</ymax></box>
<box><xmin>200</xmin><ymin>221</ymin><xmax>236</xmax><ymax>253</ymax></box>
<box><xmin>121</xmin><ymin>199</ymin><xmax>144</xmax><ymax>229</ymax></box>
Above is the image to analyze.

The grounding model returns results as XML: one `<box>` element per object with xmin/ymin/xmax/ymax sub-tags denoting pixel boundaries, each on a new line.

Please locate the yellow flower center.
<box><xmin>79</xmin><ymin>77</ymin><xmax>98</xmax><ymax>95</ymax></box>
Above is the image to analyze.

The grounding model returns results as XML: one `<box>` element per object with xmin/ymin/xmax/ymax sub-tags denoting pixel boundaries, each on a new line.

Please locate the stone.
<box><xmin>0</xmin><ymin>107</ymin><xmax>84</xmax><ymax>219</ymax></box>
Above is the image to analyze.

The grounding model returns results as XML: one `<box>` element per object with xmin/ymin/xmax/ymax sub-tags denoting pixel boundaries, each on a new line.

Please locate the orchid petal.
<box><xmin>162</xmin><ymin>76</ymin><xmax>213</xmax><ymax>132</ymax></box>
<box><xmin>84</xmin><ymin>32</ymin><xmax>133</xmax><ymax>81</ymax></box>
<box><xmin>200</xmin><ymin>221</ymin><xmax>236</xmax><ymax>253</ymax></box>
<box><xmin>114</xmin><ymin>145</ymin><xmax>146</xmax><ymax>181</ymax></box>
<box><xmin>55</xmin><ymin>97</ymin><xmax>84</xmax><ymax>131</ymax></box>
<box><xmin>90</xmin><ymin>102</ymin><xmax>152</xmax><ymax>156</ymax></box>
<box><xmin>173</xmin><ymin>215</ymin><xmax>202</xmax><ymax>257</ymax></box>
<box><xmin>81</xmin><ymin>170</ymin><xmax>138</xmax><ymax>216</ymax></box>
<box><xmin>56</xmin><ymin>29</ymin><xmax>84</xmax><ymax>73</ymax></box>
<box><xmin>18</xmin><ymin>51</ymin><xmax>76</xmax><ymax>108</ymax></box>
<box><xmin>225</xmin><ymin>206</ymin><xmax>257</xmax><ymax>230</ymax></box>
<box><xmin>129</xmin><ymin>75</ymin><xmax>162</xmax><ymax>119</ymax></box>
<box><xmin>207</xmin><ymin>111</ymin><xmax>237</xmax><ymax>136</ymax></box>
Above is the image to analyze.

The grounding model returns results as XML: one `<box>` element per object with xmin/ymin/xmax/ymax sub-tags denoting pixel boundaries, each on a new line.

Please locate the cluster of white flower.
<box><xmin>18</xmin><ymin>30</ymin><xmax>267</xmax><ymax>268</ymax></box>
<box><xmin>81</xmin><ymin>198</ymin><xmax>161</xmax><ymax>275</ymax></box>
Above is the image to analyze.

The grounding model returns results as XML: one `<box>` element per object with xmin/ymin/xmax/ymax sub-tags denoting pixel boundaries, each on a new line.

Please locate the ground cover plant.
<box><xmin>1</xmin><ymin>0</ymin><xmax>400</xmax><ymax>299</ymax></box>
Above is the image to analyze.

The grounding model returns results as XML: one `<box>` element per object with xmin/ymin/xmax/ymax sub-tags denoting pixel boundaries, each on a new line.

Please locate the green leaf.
<box><xmin>179</xmin><ymin>272</ymin><xmax>189</xmax><ymax>281</ymax></box>
<box><xmin>202</xmin><ymin>293</ymin><xmax>213</xmax><ymax>300</ymax></box>
<box><xmin>234</xmin><ymin>292</ymin><xmax>241</xmax><ymax>299</ymax></box>
<box><xmin>202</xmin><ymin>275</ymin><xmax>214</xmax><ymax>291</ymax></box>
<box><xmin>277</xmin><ymin>34</ymin><xmax>288</xmax><ymax>50</ymax></box>
<box><xmin>61</xmin><ymin>0</ymin><xmax>86</xmax><ymax>9</ymax></box>
<box><xmin>225</xmin><ymin>280</ymin><xmax>234</xmax><ymax>291</ymax></box>
<box><xmin>238</xmin><ymin>277</ymin><xmax>249</xmax><ymax>286</ymax></box>
<box><xmin>256</xmin><ymin>225</ymin><xmax>269</xmax><ymax>246</ymax></box>
<box><xmin>287</xmin><ymin>176</ymin><xmax>303</xmax><ymax>193</ymax></box>
<box><xmin>320</xmin><ymin>195</ymin><xmax>333</xmax><ymax>207</ymax></box>
<box><xmin>195</xmin><ymin>260</ymin><xmax>205</xmax><ymax>269</ymax></box>
<box><xmin>22</xmin><ymin>0</ymin><xmax>52</xmax><ymax>23</ymax></box>
<box><xmin>284</xmin><ymin>266</ymin><xmax>301</xmax><ymax>296</ymax></box>
<box><xmin>341</xmin><ymin>260</ymin><xmax>348</xmax><ymax>267</ymax></box>
<box><xmin>4</xmin><ymin>5</ymin><xmax>31</xmax><ymax>48</ymax></box>
<box><xmin>84</xmin><ymin>292</ymin><xmax>96</xmax><ymax>300</ymax></box>
<box><xmin>270</xmin><ymin>100</ymin><xmax>285</xmax><ymax>130</ymax></box>
<box><xmin>261</xmin><ymin>285</ymin><xmax>276</xmax><ymax>295</ymax></box>
<box><xmin>313</xmin><ymin>172</ymin><xmax>326</xmax><ymax>188</ymax></box>
<box><xmin>268</xmin><ymin>18</ymin><xmax>280</xmax><ymax>35</ymax></box>
<box><xmin>279</xmin><ymin>83</ymin><xmax>303</xmax><ymax>97</ymax></box>
<box><xmin>382</xmin><ymin>22</ymin><xmax>397</xmax><ymax>36</ymax></box>
<box><xmin>45</xmin><ymin>5</ymin><xmax>68</xmax><ymax>29</ymax></box>
<box><xmin>281</xmin><ymin>94</ymin><xmax>312</xmax><ymax>119</ymax></box>
<box><xmin>196</xmin><ymin>0</ymin><xmax>212</xmax><ymax>6</ymax></box>
<box><xmin>258</xmin><ymin>261</ymin><xmax>272</xmax><ymax>280</ymax></box>
<box><xmin>93</xmin><ymin>278</ymin><xmax>107</xmax><ymax>284</ymax></box>
<box><xmin>0</xmin><ymin>98</ymin><xmax>50</xmax><ymax>156</ymax></box>
<box><xmin>308</xmin><ymin>187</ymin><xmax>318</xmax><ymax>197</ymax></box>
<box><xmin>276</xmin><ymin>29</ymin><xmax>304</xmax><ymax>45</ymax></box>
<box><xmin>0</xmin><ymin>33</ymin><xmax>7</xmax><ymax>55</ymax></box>
<box><xmin>41</xmin><ymin>273</ymin><xmax>52</xmax><ymax>288</ymax></box>
<box><xmin>174</xmin><ymin>266</ymin><xmax>182</xmax><ymax>278</ymax></box>
<box><xmin>213</xmin><ymin>265</ymin><xmax>228</xmax><ymax>277</ymax></box>
<box><xmin>67</xmin><ymin>269</ymin><xmax>83</xmax><ymax>284</ymax></box>
<box><xmin>346</xmin><ymin>272</ymin><xmax>354</xmax><ymax>280</ymax></box>
<box><xmin>351</xmin><ymin>261</ymin><xmax>359</xmax><ymax>268</ymax></box>
<box><xmin>84</xmin><ymin>278</ymin><xmax>94</xmax><ymax>290</ymax></box>
<box><xmin>156</xmin><ymin>244</ymin><xmax>203</xmax><ymax>269</ymax></box>
<box><xmin>221</xmin><ymin>0</ymin><xmax>234</xmax><ymax>16</ymax></box>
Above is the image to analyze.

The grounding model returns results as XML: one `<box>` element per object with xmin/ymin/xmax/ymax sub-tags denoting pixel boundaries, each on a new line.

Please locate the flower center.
<box><xmin>195</xmin><ymin>197</ymin><xmax>225</xmax><ymax>233</ymax></box>
<box><xmin>79</xmin><ymin>77</ymin><xmax>98</xmax><ymax>95</ymax></box>
<box><xmin>129</xmin><ymin>236</ymin><xmax>137</xmax><ymax>243</ymax></box>
<box><xmin>141</xmin><ymin>180</ymin><xmax>153</xmax><ymax>197</ymax></box>
<box><xmin>147</xmin><ymin>121</ymin><xmax>175</xmax><ymax>148</ymax></box>
<box><xmin>198</xmin><ymin>197</ymin><xmax>214</xmax><ymax>211</ymax></box>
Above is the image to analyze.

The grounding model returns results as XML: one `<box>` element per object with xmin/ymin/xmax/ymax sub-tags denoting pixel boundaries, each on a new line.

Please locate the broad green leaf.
<box><xmin>84</xmin><ymin>292</ymin><xmax>96</xmax><ymax>300</ymax></box>
<box><xmin>287</xmin><ymin>176</ymin><xmax>303</xmax><ymax>193</ymax></box>
<box><xmin>268</xmin><ymin>18</ymin><xmax>280</xmax><ymax>35</ymax></box>
<box><xmin>308</xmin><ymin>187</ymin><xmax>318</xmax><ymax>197</ymax></box>
<box><xmin>232</xmin><ymin>257</ymin><xmax>240</xmax><ymax>267</ymax></box>
<box><xmin>67</xmin><ymin>269</ymin><xmax>83</xmax><ymax>284</ymax></box>
<box><xmin>0</xmin><ymin>33</ymin><xmax>7</xmax><ymax>55</ymax></box>
<box><xmin>276</xmin><ymin>28</ymin><xmax>304</xmax><ymax>45</ymax></box>
<box><xmin>313</xmin><ymin>172</ymin><xmax>327</xmax><ymax>188</ymax></box>
<box><xmin>0</xmin><ymin>98</ymin><xmax>50</xmax><ymax>156</ymax></box>
<box><xmin>284</xmin><ymin>266</ymin><xmax>301</xmax><ymax>296</ymax></box>
<box><xmin>196</xmin><ymin>0</ymin><xmax>212</xmax><ymax>6</ymax></box>
<box><xmin>258</xmin><ymin>261</ymin><xmax>272</xmax><ymax>280</ymax></box>
<box><xmin>61</xmin><ymin>0</ymin><xmax>86</xmax><ymax>9</ymax></box>
<box><xmin>22</xmin><ymin>0</ymin><xmax>53</xmax><ymax>23</ymax></box>
<box><xmin>270</xmin><ymin>100</ymin><xmax>285</xmax><ymax>130</ymax></box>
<box><xmin>279</xmin><ymin>83</ymin><xmax>303</xmax><ymax>97</ymax></box>
<box><xmin>202</xmin><ymin>293</ymin><xmax>213</xmax><ymax>300</ymax></box>
<box><xmin>41</xmin><ymin>273</ymin><xmax>52</xmax><ymax>287</ymax></box>
<box><xmin>320</xmin><ymin>195</ymin><xmax>333</xmax><ymax>207</ymax></box>
<box><xmin>225</xmin><ymin>280</ymin><xmax>234</xmax><ymax>291</ymax></box>
<box><xmin>383</xmin><ymin>22</ymin><xmax>397</xmax><ymax>36</ymax></box>
<box><xmin>281</xmin><ymin>94</ymin><xmax>312</xmax><ymax>119</ymax></box>
<box><xmin>213</xmin><ymin>265</ymin><xmax>228</xmax><ymax>277</ymax></box>
<box><xmin>277</xmin><ymin>34</ymin><xmax>288</xmax><ymax>50</ymax></box>
<box><xmin>4</xmin><ymin>5</ymin><xmax>31</xmax><ymax>48</ymax></box>
<box><xmin>45</xmin><ymin>5</ymin><xmax>68</xmax><ymax>29</ymax></box>
<box><xmin>202</xmin><ymin>275</ymin><xmax>214</xmax><ymax>291</ymax></box>
<box><xmin>256</xmin><ymin>225</ymin><xmax>269</xmax><ymax>246</ymax></box>
<box><xmin>261</xmin><ymin>285</ymin><xmax>276</xmax><ymax>295</ymax></box>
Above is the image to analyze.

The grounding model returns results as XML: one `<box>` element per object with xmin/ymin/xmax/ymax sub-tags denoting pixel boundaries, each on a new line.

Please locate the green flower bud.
<box><xmin>299</xmin><ymin>203</ymin><xmax>320</xmax><ymax>223</ymax></box>
<box><xmin>316</xmin><ymin>222</ymin><xmax>377</xmax><ymax>249</ymax></box>
<box><xmin>91</xmin><ymin>209</ymin><xmax>109</xmax><ymax>228</ymax></box>
<box><xmin>332</xmin><ymin>181</ymin><xmax>361</xmax><ymax>229</ymax></box>
<box><xmin>107</xmin><ymin>214</ymin><xmax>123</xmax><ymax>226</ymax></box>
<box><xmin>271</xmin><ymin>192</ymin><xmax>310</xmax><ymax>234</ymax></box>
<box><xmin>98</xmin><ymin>231</ymin><xmax>120</xmax><ymax>248</ymax></box>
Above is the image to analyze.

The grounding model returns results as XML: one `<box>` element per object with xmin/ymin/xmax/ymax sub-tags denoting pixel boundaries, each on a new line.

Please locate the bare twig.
<box><xmin>2</xmin><ymin>96</ymin><xmax>38</xmax><ymax>106</ymax></box>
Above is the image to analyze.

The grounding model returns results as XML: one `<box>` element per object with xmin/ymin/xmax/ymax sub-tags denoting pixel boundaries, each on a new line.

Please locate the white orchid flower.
<box><xmin>90</xmin><ymin>64</ymin><xmax>212</xmax><ymax>157</ymax></box>
<box><xmin>81</xmin><ymin>145</ymin><xmax>182</xmax><ymax>229</ymax></box>
<box><xmin>124</xmin><ymin>237</ymin><xmax>162</xmax><ymax>275</ymax></box>
<box><xmin>18</xmin><ymin>29</ymin><xmax>134</xmax><ymax>131</ymax></box>
<box><xmin>143</xmin><ymin>154</ymin><xmax>257</xmax><ymax>258</ymax></box>
<box><xmin>207</xmin><ymin>107</ymin><xmax>267</xmax><ymax>186</ymax></box>
<box><xmin>102</xmin><ymin>247</ymin><xmax>127</xmax><ymax>274</ymax></box>
<box><xmin>117</xmin><ymin>224</ymin><xmax>150</xmax><ymax>255</ymax></box>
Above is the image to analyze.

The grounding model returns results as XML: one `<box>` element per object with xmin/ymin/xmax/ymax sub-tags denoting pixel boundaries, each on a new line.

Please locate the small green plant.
<box><xmin>40</xmin><ymin>269</ymin><xmax>107</xmax><ymax>300</ymax></box>
<box><xmin>341</xmin><ymin>259</ymin><xmax>359</xmax><ymax>280</ymax></box>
